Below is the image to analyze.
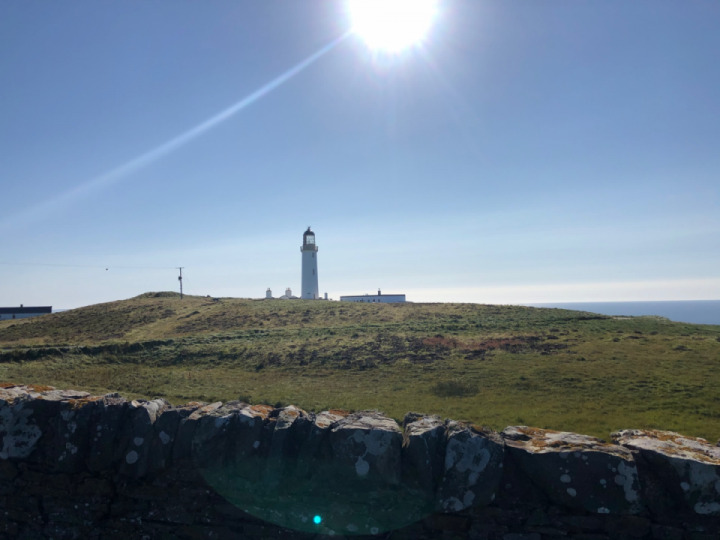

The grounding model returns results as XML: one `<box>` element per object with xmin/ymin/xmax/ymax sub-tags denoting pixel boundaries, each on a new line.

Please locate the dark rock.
<box><xmin>557</xmin><ymin>514</ymin><xmax>604</xmax><ymax>532</ymax></box>
<box><xmin>524</xmin><ymin>507</ymin><xmax>551</xmax><ymax>527</ymax></box>
<box><xmin>604</xmin><ymin>515</ymin><xmax>651</xmax><ymax>537</ymax></box>
<box><xmin>86</xmin><ymin>393</ymin><xmax>130</xmax><ymax>472</ymax></box>
<box><xmin>270</xmin><ymin>405</ymin><xmax>313</xmax><ymax>458</ymax></box>
<box><xmin>502</xmin><ymin>426</ymin><xmax>643</xmax><ymax>515</ymax></box>
<box><xmin>495</xmin><ymin>447</ymin><xmax>552</xmax><ymax>510</ymax></box>
<box><xmin>172</xmin><ymin>401</ymin><xmax>214</xmax><ymax>463</ymax></box>
<box><xmin>502</xmin><ymin>533</ymin><xmax>541</xmax><ymax>540</ymax></box>
<box><xmin>436</xmin><ymin>421</ymin><xmax>505</xmax><ymax>512</ymax></box>
<box><xmin>28</xmin><ymin>388</ymin><xmax>104</xmax><ymax>474</ymax></box>
<box><xmin>147</xmin><ymin>402</ymin><xmax>193</xmax><ymax>472</ymax></box>
<box><xmin>190</xmin><ymin>401</ymin><xmax>248</xmax><ymax>468</ymax></box>
<box><xmin>2</xmin><ymin>386</ymin><xmax>720</xmax><ymax>538</ymax></box>
<box><xmin>0</xmin><ymin>388</ymin><xmax>43</xmax><ymax>461</ymax></box>
<box><xmin>328</xmin><ymin>410</ymin><xmax>403</xmax><ymax>486</ymax></box>
<box><xmin>118</xmin><ymin>398</ymin><xmax>170</xmax><ymax>478</ymax></box>
<box><xmin>76</xmin><ymin>476</ymin><xmax>114</xmax><ymax>497</ymax></box>
<box><xmin>613</xmin><ymin>429</ymin><xmax>720</xmax><ymax>517</ymax></box>
<box><xmin>650</xmin><ymin>523</ymin><xmax>684</xmax><ymax>540</ymax></box>
<box><xmin>424</xmin><ymin>513</ymin><xmax>471</xmax><ymax>533</ymax></box>
<box><xmin>402</xmin><ymin>413</ymin><xmax>446</xmax><ymax>493</ymax></box>
<box><xmin>2</xmin><ymin>491</ymin><xmax>43</xmax><ymax>525</ymax></box>
<box><xmin>685</xmin><ymin>534</ymin><xmax>719</xmax><ymax>540</ymax></box>
<box><xmin>152</xmin><ymin>402</ymin><xmax>199</xmax><ymax>464</ymax></box>
<box><xmin>0</xmin><ymin>459</ymin><xmax>18</xmax><ymax>482</ymax></box>
<box><xmin>294</xmin><ymin>408</ymin><xmax>348</xmax><ymax>475</ymax></box>
<box><xmin>266</xmin><ymin>405</ymin><xmax>313</xmax><ymax>484</ymax></box>
<box><xmin>525</xmin><ymin>526</ymin><xmax>569</xmax><ymax>537</ymax></box>
<box><xmin>233</xmin><ymin>403</ymin><xmax>276</xmax><ymax>455</ymax></box>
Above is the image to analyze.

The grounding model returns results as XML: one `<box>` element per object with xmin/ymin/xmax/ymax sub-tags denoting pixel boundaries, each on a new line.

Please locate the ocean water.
<box><xmin>527</xmin><ymin>300</ymin><xmax>720</xmax><ymax>326</ymax></box>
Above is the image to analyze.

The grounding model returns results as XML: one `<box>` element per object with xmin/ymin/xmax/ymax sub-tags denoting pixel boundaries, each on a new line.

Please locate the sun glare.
<box><xmin>348</xmin><ymin>0</ymin><xmax>438</xmax><ymax>53</ymax></box>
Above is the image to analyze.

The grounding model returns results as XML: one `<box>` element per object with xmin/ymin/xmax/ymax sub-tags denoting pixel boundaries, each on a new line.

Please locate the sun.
<box><xmin>347</xmin><ymin>0</ymin><xmax>438</xmax><ymax>53</ymax></box>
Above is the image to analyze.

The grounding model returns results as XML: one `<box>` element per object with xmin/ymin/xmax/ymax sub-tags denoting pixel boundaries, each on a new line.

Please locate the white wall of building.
<box><xmin>339</xmin><ymin>294</ymin><xmax>406</xmax><ymax>304</ymax></box>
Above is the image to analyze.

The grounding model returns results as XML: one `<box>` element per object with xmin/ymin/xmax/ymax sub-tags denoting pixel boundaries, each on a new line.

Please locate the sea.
<box><xmin>526</xmin><ymin>300</ymin><xmax>720</xmax><ymax>326</ymax></box>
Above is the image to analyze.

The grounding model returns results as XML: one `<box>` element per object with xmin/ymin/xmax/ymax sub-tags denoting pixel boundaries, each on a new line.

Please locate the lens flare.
<box><xmin>0</xmin><ymin>32</ymin><xmax>349</xmax><ymax>234</ymax></box>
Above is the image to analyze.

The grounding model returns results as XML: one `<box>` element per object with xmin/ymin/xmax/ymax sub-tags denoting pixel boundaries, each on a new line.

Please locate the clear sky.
<box><xmin>1</xmin><ymin>1</ymin><xmax>719</xmax><ymax>309</ymax></box>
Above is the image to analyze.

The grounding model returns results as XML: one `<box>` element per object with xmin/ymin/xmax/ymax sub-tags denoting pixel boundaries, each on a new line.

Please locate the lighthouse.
<box><xmin>301</xmin><ymin>227</ymin><xmax>319</xmax><ymax>300</ymax></box>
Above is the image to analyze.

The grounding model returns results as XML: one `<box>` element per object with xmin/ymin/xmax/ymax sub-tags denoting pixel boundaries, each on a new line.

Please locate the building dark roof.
<box><xmin>0</xmin><ymin>306</ymin><xmax>52</xmax><ymax>315</ymax></box>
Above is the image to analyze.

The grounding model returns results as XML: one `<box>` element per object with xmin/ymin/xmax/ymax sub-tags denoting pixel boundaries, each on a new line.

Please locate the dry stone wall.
<box><xmin>1</xmin><ymin>384</ymin><xmax>719</xmax><ymax>539</ymax></box>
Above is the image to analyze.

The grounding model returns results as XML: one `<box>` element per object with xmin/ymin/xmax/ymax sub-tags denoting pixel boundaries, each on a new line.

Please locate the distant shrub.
<box><xmin>430</xmin><ymin>379</ymin><xmax>478</xmax><ymax>398</ymax></box>
<box><xmin>134</xmin><ymin>291</ymin><xmax>181</xmax><ymax>299</ymax></box>
<box><xmin>422</xmin><ymin>336</ymin><xmax>458</xmax><ymax>349</ymax></box>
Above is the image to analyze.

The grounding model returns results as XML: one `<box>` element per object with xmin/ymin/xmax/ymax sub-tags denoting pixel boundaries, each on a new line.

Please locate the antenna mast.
<box><xmin>177</xmin><ymin>267</ymin><xmax>184</xmax><ymax>299</ymax></box>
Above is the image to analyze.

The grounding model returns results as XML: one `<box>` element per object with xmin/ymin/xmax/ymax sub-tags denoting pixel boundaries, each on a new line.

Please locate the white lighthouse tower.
<box><xmin>301</xmin><ymin>227</ymin><xmax>319</xmax><ymax>300</ymax></box>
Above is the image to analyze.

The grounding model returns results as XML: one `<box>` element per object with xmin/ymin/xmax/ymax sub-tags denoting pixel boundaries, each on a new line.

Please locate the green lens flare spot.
<box><xmin>313</xmin><ymin>515</ymin><xmax>322</xmax><ymax>525</ymax></box>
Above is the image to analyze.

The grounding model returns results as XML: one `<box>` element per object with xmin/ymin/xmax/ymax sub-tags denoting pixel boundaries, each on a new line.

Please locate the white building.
<box><xmin>300</xmin><ymin>227</ymin><xmax>319</xmax><ymax>300</ymax></box>
<box><xmin>340</xmin><ymin>290</ymin><xmax>406</xmax><ymax>303</ymax></box>
<box><xmin>0</xmin><ymin>305</ymin><xmax>52</xmax><ymax>320</ymax></box>
<box><xmin>279</xmin><ymin>287</ymin><xmax>298</xmax><ymax>300</ymax></box>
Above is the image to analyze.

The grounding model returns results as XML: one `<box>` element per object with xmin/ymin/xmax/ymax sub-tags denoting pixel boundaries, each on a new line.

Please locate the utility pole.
<box><xmin>177</xmin><ymin>267</ymin><xmax>184</xmax><ymax>299</ymax></box>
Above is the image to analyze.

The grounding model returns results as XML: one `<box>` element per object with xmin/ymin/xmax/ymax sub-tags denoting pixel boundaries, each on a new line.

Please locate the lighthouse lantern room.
<box><xmin>301</xmin><ymin>227</ymin><xmax>319</xmax><ymax>299</ymax></box>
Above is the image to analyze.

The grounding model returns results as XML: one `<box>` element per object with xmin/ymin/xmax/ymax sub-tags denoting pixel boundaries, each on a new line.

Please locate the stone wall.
<box><xmin>1</xmin><ymin>384</ymin><xmax>718</xmax><ymax>539</ymax></box>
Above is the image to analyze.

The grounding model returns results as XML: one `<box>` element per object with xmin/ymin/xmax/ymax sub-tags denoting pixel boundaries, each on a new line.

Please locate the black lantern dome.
<box><xmin>303</xmin><ymin>227</ymin><xmax>316</xmax><ymax>246</ymax></box>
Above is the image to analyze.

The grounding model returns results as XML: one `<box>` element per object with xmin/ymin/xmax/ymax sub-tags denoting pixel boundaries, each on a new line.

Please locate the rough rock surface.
<box><xmin>402</xmin><ymin>412</ymin><xmax>446</xmax><ymax>494</ymax></box>
<box><xmin>437</xmin><ymin>421</ymin><xmax>505</xmax><ymax>512</ymax></box>
<box><xmin>502</xmin><ymin>426</ymin><xmax>643</xmax><ymax>515</ymax></box>
<box><xmin>330</xmin><ymin>410</ymin><xmax>403</xmax><ymax>486</ymax></box>
<box><xmin>613</xmin><ymin>429</ymin><xmax>720</xmax><ymax>517</ymax></box>
<box><xmin>1</xmin><ymin>384</ymin><xmax>719</xmax><ymax>538</ymax></box>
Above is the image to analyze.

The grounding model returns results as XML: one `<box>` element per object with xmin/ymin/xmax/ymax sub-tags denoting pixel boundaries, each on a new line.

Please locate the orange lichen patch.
<box><xmin>469</xmin><ymin>424</ymin><xmax>496</xmax><ymax>436</ymax></box>
<box><xmin>519</xmin><ymin>426</ymin><xmax>561</xmax><ymax>437</ymax></box>
<box><xmin>644</xmin><ymin>429</ymin><xmax>710</xmax><ymax>445</ymax></box>
<box><xmin>615</xmin><ymin>429</ymin><xmax>720</xmax><ymax>464</ymax></box>
<box><xmin>509</xmin><ymin>426</ymin><xmax>623</xmax><ymax>454</ymax></box>
<box><xmin>315</xmin><ymin>410</ymin><xmax>350</xmax><ymax>428</ymax></box>
<box><xmin>27</xmin><ymin>384</ymin><xmax>55</xmax><ymax>392</ymax></box>
<box><xmin>282</xmin><ymin>408</ymin><xmax>300</xmax><ymax>419</ymax></box>
<box><xmin>68</xmin><ymin>396</ymin><xmax>103</xmax><ymax>410</ymax></box>
<box><xmin>0</xmin><ymin>382</ymin><xmax>18</xmax><ymax>389</ymax></box>
<box><xmin>249</xmin><ymin>404</ymin><xmax>274</xmax><ymax>419</ymax></box>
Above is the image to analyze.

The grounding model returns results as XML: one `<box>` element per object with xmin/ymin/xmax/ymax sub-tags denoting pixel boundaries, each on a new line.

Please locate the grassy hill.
<box><xmin>1</xmin><ymin>292</ymin><xmax>719</xmax><ymax>440</ymax></box>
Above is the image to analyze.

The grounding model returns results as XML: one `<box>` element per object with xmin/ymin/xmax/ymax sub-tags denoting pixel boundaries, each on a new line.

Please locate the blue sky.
<box><xmin>1</xmin><ymin>1</ymin><xmax>719</xmax><ymax>309</ymax></box>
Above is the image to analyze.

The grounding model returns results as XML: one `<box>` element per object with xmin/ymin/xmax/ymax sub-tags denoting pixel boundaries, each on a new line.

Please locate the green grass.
<box><xmin>1</xmin><ymin>292</ymin><xmax>719</xmax><ymax>441</ymax></box>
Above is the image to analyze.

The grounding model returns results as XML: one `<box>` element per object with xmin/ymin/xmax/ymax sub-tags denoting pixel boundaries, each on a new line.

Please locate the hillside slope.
<box><xmin>1</xmin><ymin>292</ymin><xmax>719</xmax><ymax>440</ymax></box>
<box><xmin>0</xmin><ymin>291</ymin><xmax>603</xmax><ymax>344</ymax></box>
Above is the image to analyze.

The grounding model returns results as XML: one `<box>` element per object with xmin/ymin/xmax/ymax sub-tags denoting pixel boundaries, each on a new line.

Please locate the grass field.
<box><xmin>1</xmin><ymin>292</ymin><xmax>719</xmax><ymax>441</ymax></box>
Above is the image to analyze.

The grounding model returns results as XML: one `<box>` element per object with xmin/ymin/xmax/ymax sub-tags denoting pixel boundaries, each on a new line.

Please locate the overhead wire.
<box><xmin>0</xmin><ymin>261</ymin><xmax>179</xmax><ymax>271</ymax></box>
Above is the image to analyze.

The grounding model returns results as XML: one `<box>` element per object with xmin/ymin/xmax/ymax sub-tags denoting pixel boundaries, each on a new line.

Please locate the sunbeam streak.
<box><xmin>1</xmin><ymin>32</ymin><xmax>350</xmax><ymax>233</ymax></box>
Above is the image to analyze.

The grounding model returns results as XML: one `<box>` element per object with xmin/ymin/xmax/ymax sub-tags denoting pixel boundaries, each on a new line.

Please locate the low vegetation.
<box><xmin>1</xmin><ymin>292</ymin><xmax>719</xmax><ymax>440</ymax></box>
